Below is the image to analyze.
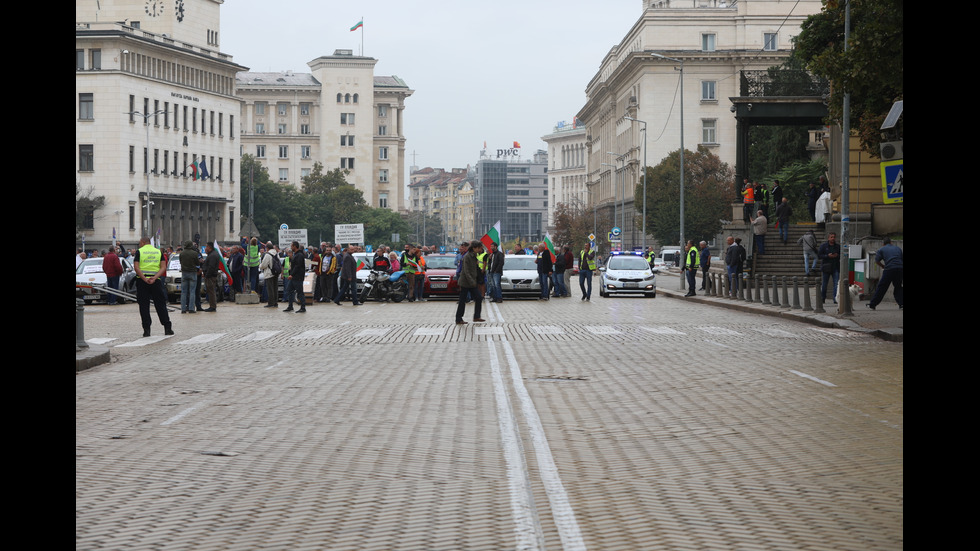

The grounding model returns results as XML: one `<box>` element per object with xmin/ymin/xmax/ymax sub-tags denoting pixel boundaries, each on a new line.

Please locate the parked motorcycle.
<box><xmin>359</xmin><ymin>269</ymin><xmax>408</xmax><ymax>303</ymax></box>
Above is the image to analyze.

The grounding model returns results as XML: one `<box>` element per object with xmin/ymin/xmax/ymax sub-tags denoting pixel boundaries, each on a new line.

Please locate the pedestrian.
<box><xmin>775</xmin><ymin>197</ymin><xmax>793</xmax><ymax>244</ymax></box>
<box><xmin>178</xmin><ymin>240</ymin><xmax>199</xmax><ymax>314</ymax></box>
<box><xmin>333</xmin><ymin>246</ymin><xmax>361</xmax><ymax>306</ymax></box>
<box><xmin>202</xmin><ymin>243</ymin><xmax>221</xmax><ymax>312</ymax></box>
<box><xmin>579</xmin><ymin>242</ymin><xmax>596</xmax><ymax>301</ymax></box>
<box><xmin>284</xmin><ymin>241</ymin><xmax>307</xmax><ymax>313</ymax></box>
<box><xmin>699</xmin><ymin>241</ymin><xmax>711</xmax><ymax>292</ymax></box>
<box><xmin>818</xmin><ymin>232</ymin><xmax>841</xmax><ymax>304</ymax></box>
<box><xmin>319</xmin><ymin>247</ymin><xmax>338</xmax><ymax>302</ymax></box>
<box><xmin>724</xmin><ymin>236</ymin><xmax>739</xmax><ymax>297</ymax></box>
<box><xmin>102</xmin><ymin>246</ymin><xmax>123</xmax><ymax>305</ymax></box>
<box><xmin>552</xmin><ymin>246</ymin><xmax>567</xmax><ymax>298</ymax></box>
<box><xmin>486</xmin><ymin>241</ymin><xmax>504</xmax><ymax>303</ymax></box>
<box><xmin>683</xmin><ymin>240</ymin><xmax>699</xmax><ymax>297</ymax></box>
<box><xmin>133</xmin><ymin>236</ymin><xmax>174</xmax><ymax>336</ymax></box>
<box><xmin>403</xmin><ymin>244</ymin><xmax>422</xmax><ymax>302</ymax></box>
<box><xmin>245</xmin><ymin>237</ymin><xmax>260</xmax><ymax>294</ymax></box>
<box><xmin>260</xmin><ymin>241</ymin><xmax>280</xmax><ymax>308</ymax></box>
<box><xmin>751</xmin><ymin>210</ymin><xmax>767</xmax><ymax>255</ymax></box>
<box><xmin>797</xmin><ymin>229</ymin><xmax>819</xmax><ymax>276</ymax></box>
<box><xmin>867</xmin><ymin>237</ymin><xmax>903</xmax><ymax>310</ymax></box>
<box><xmin>455</xmin><ymin>240</ymin><xmax>485</xmax><ymax>324</ymax></box>
<box><xmin>536</xmin><ymin>243</ymin><xmax>553</xmax><ymax>300</ymax></box>
<box><xmin>771</xmin><ymin>180</ymin><xmax>783</xmax><ymax>210</ymax></box>
<box><xmin>806</xmin><ymin>181</ymin><xmax>820</xmax><ymax>222</ymax></box>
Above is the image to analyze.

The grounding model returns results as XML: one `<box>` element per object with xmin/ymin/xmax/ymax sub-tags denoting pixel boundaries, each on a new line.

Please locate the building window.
<box><xmin>255</xmin><ymin>102</ymin><xmax>266</xmax><ymax>115</ymax></box>
<box><xmin>79</xmin><ymin>93</ymin><xmax>94</xmax><ymax>120</ymax></box>
<box><xmin>129</xmin><ymin>203</ymin><xmax>136</xmax><ymax>230</ymax></box>
<box><xmin>90</xmin><ymin>49</ymin><xmax>101</xmax><ymax>70</ymax></box>
<box><xmin>378</xmin><ymin>125</ymin><xmax>387</xmax><ymax>136</ymax></box>
<box><xmin>278</xmin><ymin>145</ymin><xmax>288</xmax><ymax>158</ymax></box>
<box><xmin>301</xmin><ymin>145</ymin><xmax>311</xmax><ymax>159</ymax></box>
<box><xmin>341</xmin><ymin>135</ymin><xmax>354</xmax><ymax>147</ymax></box>
<box><xmin>277</xmin><ymin>103</ymin><xmax>287</xmax><ymax>116</ymax></box>
<box><xmin>300</xmin><ymin>103</ymin><xmax>310</xmax><ymax>115</ymax></box>
<box><xmin>193</xmin><ymin>107</ymin><xmax>198</xmax><ymax>132</ymax></box>
<box><xmin>279</xmin><ymin>168</ymin><xmax>288</xmax><ymax>181</ymax></box>
<box><xmin>378</xmin><ymin>105</ymin><xmax>388</xmax><ymax>117</ymax></box>
<box><xmin>764</xmin><ymin>33</ymin><xmax>778</xmax><ymax>51</ymax></box>
<box><xmin>79</xmin><ymin>145</ymin><xmax>94</xmax><ymax>172</ymax></box>
<box><xmin>379</xmin><ymin>146</ymin><xmax>389</xmax><ymax>160</ymax></box>
<box><xmin>278</xmin><ymin>123</ymin><xmax>287</xmax><ymax>134</ymax></box>
<box><xmin>301</xmin><ymin>168</ymin><xmax>311</xmax><ymax>179</ymax></box>
<box><xmin>701</xmin><ymin>119</ymin><xmax>717</xmax><ymax>144</ymax></box>
<box><xmin>76</xmin><ymin>50</ymin><xmax>85</xmax><ymax>70</ymax></box>
<box><xmin>379</xmin><ymin>169</ymin><xmax>389</xmax><ymax>183</ymax></box>
<box><xmin>352</xmin><ymin>93</ymin><xmax>359</xmax><ymax>104</ymax></box>
<box><xmin>336</xmin><ymin>93</ymin><xmax>342</xmax><ymax>103</ymax></box>
<box><xmin>129</xmin><ymin>146</ymin><xmax>135</xmax><ymax>173</ymax></box>
<box><xmin>341</xmin><ymin>113</ymin><xmax>355</xmax><ymax>125</ymax></box>
<box><xmin>379</xmin><ymin>192</ymin><xmax>388</xmax><ymax>209</ymax></box>
<box><xmin>701</xmin><ymin>81</ymin><xmax>716</xmax><ymax>101</ymax></box>
<box><xmin>256</xmin><ymin>145</ymin><xmax>266</xmax><ymax>158</ymax></box>
<box><xmin>129</xmin><ymin>95</ymin><xmax>135</xmax><ymax>123</ymax></box>
<box><xmin>344</xmin><ymin>93</ymin><xmax>351</xmax><ymax>103</ymax></box>
<box><xmin>701</xmin><ymin>33</ymin><xmax>716</xmax><ymax>52</ymax></box>
<box><xmin>300</xmin><ymin>124</ymin><xmax>310</xmax><ymax>135</ymax></box>
<box><xmin>341</xmin><ymin>158</ymin><xmax>355</xmax><ymax>170</ymax></box>
<box><xmin>256</xmin><ymin>123</ymin><xmax>265</xmax><ymax>134</ymax></box>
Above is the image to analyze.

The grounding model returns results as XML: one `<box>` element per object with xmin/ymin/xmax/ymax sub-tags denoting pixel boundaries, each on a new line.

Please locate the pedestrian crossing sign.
<box><xmin>880</xmin><ymin>160</ymin><xmax>903</xmax><ymax>204</ymax></box>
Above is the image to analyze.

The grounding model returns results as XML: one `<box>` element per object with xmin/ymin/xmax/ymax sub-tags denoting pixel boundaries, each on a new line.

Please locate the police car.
<box><xmin>599</xmin><ymin>251</ymin><xmax>658</xmax><ymax>298</ymax></box>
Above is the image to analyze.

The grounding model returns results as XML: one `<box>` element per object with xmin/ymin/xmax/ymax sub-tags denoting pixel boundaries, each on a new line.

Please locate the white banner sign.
<box><xmin>335</xmin><ymin>223</ymin><xmax>365</xmax><ymax>244</ymax></box>
<box><xmin>278</xmin><ymin>228</ymin><xmax>308</xmax><ymax>250</ymax></box>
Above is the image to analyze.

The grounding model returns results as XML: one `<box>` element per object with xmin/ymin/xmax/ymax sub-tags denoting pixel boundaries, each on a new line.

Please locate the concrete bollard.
<box><xmin>76</xmin><ymin>297</ymin><xmax>89</xmax><ymax>349</ymax></box>
<box><xmin>792</xmin><ymin>276</ymin><xmax>802</xmax><ymax>310</ymax></box>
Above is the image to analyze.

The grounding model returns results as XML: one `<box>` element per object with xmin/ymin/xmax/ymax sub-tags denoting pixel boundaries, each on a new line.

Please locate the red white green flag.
<box><xmin>480</xmin><ymin>220</ymin><xmax>501</xmax><ymax>250</ymax></box>
<box><xmin>350</xmin><ymin>20</ymin><xmax>363</xmax><ymax>31</ymax></box>
<box><xmin>543</xmin><ymin>233</ymin><xmax>557</xmax><ymax>263</ymax></box>
<box><xmin>213</xmin><ymin>239</ymin><xmax>232</xmax><ymax>280</ymax></box>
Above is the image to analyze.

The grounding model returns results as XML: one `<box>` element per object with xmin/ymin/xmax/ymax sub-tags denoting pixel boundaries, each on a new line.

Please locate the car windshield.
<box><xmin>77</xmin><ymin>258</ymin><xmax>105</xmax><ymax>274</ymax></box>
<box><xmin>504</xmin><ymin>257</ymin><xmax>537</xmax><ymax>271</ymax></box>
<box><xmin>425</xmin><ymin>256</ymin><xmax>456</xmax><ymax>269</ymax></box>
<box><xmin>607</xmin><ymin>256</ymin><xmax>650</xmax><ymax>271</ymax></box>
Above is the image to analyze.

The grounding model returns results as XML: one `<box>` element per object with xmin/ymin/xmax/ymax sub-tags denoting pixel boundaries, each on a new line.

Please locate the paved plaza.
<box><xmin>76</xmin><ymin>293</ymin><xmax>903</xmax><ymax>550</ymax></box>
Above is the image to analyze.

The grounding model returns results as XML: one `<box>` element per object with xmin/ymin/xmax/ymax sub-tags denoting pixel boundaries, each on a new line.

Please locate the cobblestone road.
<box><xmin>76</xmin><ymin>295</ymin><xmax>903</xmax><ymax>550</ymax></box>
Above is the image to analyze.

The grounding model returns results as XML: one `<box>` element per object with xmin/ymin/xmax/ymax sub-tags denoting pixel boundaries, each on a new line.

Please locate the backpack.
<box><xmin>268</xmin><ymin>253</ymin><xmax>283</xmax><ymax>277</ymax></box>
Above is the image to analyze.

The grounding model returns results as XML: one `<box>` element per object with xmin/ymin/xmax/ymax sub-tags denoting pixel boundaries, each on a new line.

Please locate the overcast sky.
<box><xmin>222</xmin><ymin>0</ymin><xmax>639</xmax><ymax>178</ymax></box>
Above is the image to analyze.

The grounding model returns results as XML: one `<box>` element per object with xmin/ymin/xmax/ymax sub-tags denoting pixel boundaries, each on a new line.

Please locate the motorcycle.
<box><xmin>359</xmin><ymin>269</ymin><xmax>408</xmax><ymax>303</ymax></box>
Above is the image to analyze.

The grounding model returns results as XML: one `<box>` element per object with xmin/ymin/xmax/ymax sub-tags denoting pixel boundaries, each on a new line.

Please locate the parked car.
<box><xmin>599</xmin><ymin>251</ymin><xmax>658</xmax><ymax>298</ymax></box>
<box><xmin>499</xmin><ymin>255</ymin><xmax>541</xmax><ymax>297</ymax></box>
<box><xmin>75</xmin><ymin>257</ymin><xmax>138</xmax><ymax>304</ymax></box>
<box><xmin>421</xmin><ymin>254</ymin><xmax>460</xmax><ymax>297</ymax></box>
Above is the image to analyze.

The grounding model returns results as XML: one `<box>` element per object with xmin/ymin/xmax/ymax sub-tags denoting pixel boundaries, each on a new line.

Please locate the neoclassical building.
<box><xmin>76</xmin><ymin>0</ymin><xmax>246</xmax><ymax>250</ymax></box>
<box><xmin>237</xmin><ymin>51</ymin><xmax>413</xmax><ymax>212</ymax></box>
<box><xmin>541</xmin><ymin>120</ymin><xmax>588</xmax><ymax>230</ymax></box>
<box><xmin>576</xmin><ymin>0</ymin><xmax>821</xmax><ymax>248</ymax></box>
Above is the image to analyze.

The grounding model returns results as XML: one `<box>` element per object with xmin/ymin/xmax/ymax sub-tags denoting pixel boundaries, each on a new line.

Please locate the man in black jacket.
<box><xmin>536</xmin><ymin>243</ymin><xmax>553</xmax><ymax>300</ymax></box>
<box><xmin>284</xmin><ymin>241</ymin><xmax>307</xmax><ymax>313</ymax></box>
<box><xmin>486</xmin><ymin>242</ymin><xmax>505</xmax><ymax>303</ymax></box>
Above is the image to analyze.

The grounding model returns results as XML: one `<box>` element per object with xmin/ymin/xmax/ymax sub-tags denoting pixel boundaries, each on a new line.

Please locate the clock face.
<box><xmin>145</xmin><ymin>0</ymin><xmax>164</xmax><ymax>17</ymax></box>
<box><xmin>175</xmin><ymin>0</ymin><xmax>186</xmax><ymax>22</ymax></box>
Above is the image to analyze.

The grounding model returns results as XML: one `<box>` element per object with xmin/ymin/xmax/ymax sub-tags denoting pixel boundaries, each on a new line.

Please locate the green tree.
<box><xmin>552</xmin><ymin>199</ymin><xmax>610</xmax><ymax>254</ymax></box>
<box><xmin>765</xmin><ymin>159</ymin><xmax>827</xmax><ymax>223</ymax></box>
<box><xmin>795</xmin><ymin>0</ymin><xmax>903</xmax><ymax>155</ymax></box>
<box><xmin>240</xmin><ymin>154</ymin><xmax>311</xmax><ymax>241</ymax></box>
<box><xmin>635</xmin><ymin>146</ymin><xmax>734</xmax><ymax>246</ymax></box>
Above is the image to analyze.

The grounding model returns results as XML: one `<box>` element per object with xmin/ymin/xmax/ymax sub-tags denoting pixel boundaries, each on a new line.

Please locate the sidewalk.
<box><xmin>659</xmin><ymin>269</ymin><xmax>904</xmax><ymax>342</ymax></box>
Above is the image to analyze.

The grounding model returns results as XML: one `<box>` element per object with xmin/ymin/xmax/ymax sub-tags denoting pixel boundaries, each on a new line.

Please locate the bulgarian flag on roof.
<box><xmin>189</xmin><ymin>160</ymin><xmax>200</xmax><ymax>181</ymax></box>
<box><xmin>213</xmin><ymin>239</ymin><xmax>232</xmax><ymax>280</ymax></box>
<box><xmin>542</xmin><ymin>233</ymin><xmax>557</xmax><ymax>263</ymax></box>
<box><xmin>350</xmin><ymin>20</ymin><xmax>363</xmax><ymax>31</ymax></box>
<box><xmin>481</xmin><ymin>220</ymin><xmax>501</xmax><ymax>250</ymax></box>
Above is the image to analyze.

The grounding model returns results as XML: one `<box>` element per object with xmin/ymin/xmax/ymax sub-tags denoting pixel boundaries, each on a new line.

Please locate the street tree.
<box><xmin>552</xmin><ymin>199</ymin><xmax>610</xmax><ymax>253</ymax></box>
<box><xmin>76</xmin><ymin>181</ymin><xmax>106</xmax><ymax>238</ymax></box>
<box><xmin>794</xmin><ymin>0</ymin><xmax>903</xmax><ymax>155</ymax></box>
<box><xmin>635</xmin><ymin>146</ymin><xmax>734</xmax><ymax>246</ymax></box>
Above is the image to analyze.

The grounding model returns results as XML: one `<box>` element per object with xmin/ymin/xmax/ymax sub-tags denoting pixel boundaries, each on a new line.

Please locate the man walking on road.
<box><xmin>455</xmin><ymin>240</ymin><xmax>484</xmax><ymax>324</ymax></box>
<box><xmin>284</xmin><ymin>241</ymin><xmax>307</xmax><ymax>313</ymax></box>
<box><xmin>579</xmin><ymin>242</ymin><xmax>596</xmax><ymax>301</ymax></box>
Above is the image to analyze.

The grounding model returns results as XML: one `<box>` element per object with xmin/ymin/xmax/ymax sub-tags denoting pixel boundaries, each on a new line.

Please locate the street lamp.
<box><xmin>127</xmin><ymin>109</ymin><xmax>167</xmax><ymax>238</ymax></box>
<box><xmin>623</xmin><ymin>116</ymin><xmax>647</xmax><ymax>251</ymax></box>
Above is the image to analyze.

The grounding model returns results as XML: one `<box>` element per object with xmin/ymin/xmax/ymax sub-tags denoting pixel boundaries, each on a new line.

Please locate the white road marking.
<box><xmin>413</xmin><ymin>327</ymin><xmax>445</xmax><ymax>336</ymax></box>
<box><xmin>640</xmin><ymin>326</ymin><xmax>685</xmax><ymax>335</ymax></box>
<box><xmin>175</xmin><ymin>333</ymin><xmax>225</xmax><ymax>345</ymax></box>
<box><xmin>531</xmin><ymin>326</ymin><xmax>563</xmax><ymax>335</ymax></box>
<box><xmin>291</xmin><ymin>329</ymin><xmax>335</xmax><ymax>340</ymax></box>
<box><xmin>789</xmin><ymin>369</ymin><xmax>837</xmax><ymax>387</ymax></box>
<box><xmin>356</xmin><ymin>328</ymin><xmax>390</xmax><ymax>337</ymax></box>
<box><xmin>116</xmin><ymin>335</ymin><xmax>171</xmax><ymax>347</ymax></box>
<box><xmin>753</xmin><ymin>327</ymin><xmax>797</xmax><ymax>338</ymax></box>
<box><xmin>160</xmin><ymin>401</ymin><xmax>206</xmax><ymax>426</ymax></box>
<box><xmin>698</xmin><ymin>326</ymin><xmax>742</xmax><ymax>336</ymax></box>
<box><xmin>487</xmin><ymin>342</ymin><xmax>546</xmax><ymax>551</ymax></box>
<box><xmin>586</xmin><ymin>325</ymin><xmax>620</xmax><ymax>335</ymax></box>
<box><xmin>237</xmin><ymin>331</ymin><xmax>280</xmax><ymax>342</ymax></box>
<box><xmin>475</xmin><ymin>327</ymin><xmax>505</xmax><ymax>335</ymax></box>
<box><xmin>501</xmin><ymin>339</ymin><xmax>586</xmax><ymax>551</ymax></box>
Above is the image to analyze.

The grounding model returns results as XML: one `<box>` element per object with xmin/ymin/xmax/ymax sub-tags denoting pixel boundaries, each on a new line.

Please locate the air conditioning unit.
<box><xmin>879</xmin><ymin>141</ymin><xmax>903</xmax><ymax>161</ymax></box>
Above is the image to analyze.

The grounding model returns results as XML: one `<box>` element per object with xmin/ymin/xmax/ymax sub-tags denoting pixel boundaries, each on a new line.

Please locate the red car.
<box><xmin>422</xmin><ymin>254</ymin><xmax>461</xmax><ymax>297</ymax></box>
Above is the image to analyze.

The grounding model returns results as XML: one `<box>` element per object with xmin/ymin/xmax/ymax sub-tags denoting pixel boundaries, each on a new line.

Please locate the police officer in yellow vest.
<box><xmin>683</xmin><ymin>240</ymin><xmax>700</xmax><ymax>297</ymax></box>
<box><xmin>134</xmin><ymin>236</ymin><xmax>173</xmax><ymax>337</ymax></box>
<box><xmin>245</xmin><ymin>237</ymin><xmax>260</xmax><ymax>293</ymax></box>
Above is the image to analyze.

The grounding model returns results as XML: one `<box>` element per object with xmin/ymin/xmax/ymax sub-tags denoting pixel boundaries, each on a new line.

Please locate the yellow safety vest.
<box><xmin>580</xmin><ymin>250</ymin><xmax>596</xmax><ymax>271</ymax></box>
<box><xmin>138</xmin><ymin>244</ymin><xmax>162</xmax><ymax>273</ymax></box>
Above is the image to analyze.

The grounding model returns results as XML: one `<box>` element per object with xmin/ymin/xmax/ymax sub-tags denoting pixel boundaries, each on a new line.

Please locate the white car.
<box><xmin>599</xmin><ymin>252</ymin><xmax>658</xmax><ymax>298</ymax></box>
<box><xmin>499</xmin><ymin>255</ymin><xmax>542</xmax><ymax>296</ymax></box>
<box><xmin>75</xmin><ymin>257</ymin><xmax>138</xmax><ymax>303</ymax></box>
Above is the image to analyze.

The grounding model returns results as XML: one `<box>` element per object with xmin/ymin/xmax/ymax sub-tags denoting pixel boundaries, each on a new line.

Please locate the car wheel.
<box><xmin>645</xmin><ymin>291</ymin><xmax>656</xmax><ymax>298</ymax></box>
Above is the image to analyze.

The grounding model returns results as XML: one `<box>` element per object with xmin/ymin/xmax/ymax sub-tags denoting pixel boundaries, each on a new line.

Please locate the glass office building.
<box><xmin>474</xmin><ymin>154</ymin><xmax>548</xmax><ymax>243</ymax></box>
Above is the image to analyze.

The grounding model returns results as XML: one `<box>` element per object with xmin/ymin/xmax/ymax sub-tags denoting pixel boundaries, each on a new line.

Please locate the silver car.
<box><xmin>599</xmin><ymin>252</ymin><xmax>658</xmax><ymax>298</ymax></box>
<box><xmin>499</xmin><ymin>255</ymin><xmax>542</xmax><ymax>296</ymax></box>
